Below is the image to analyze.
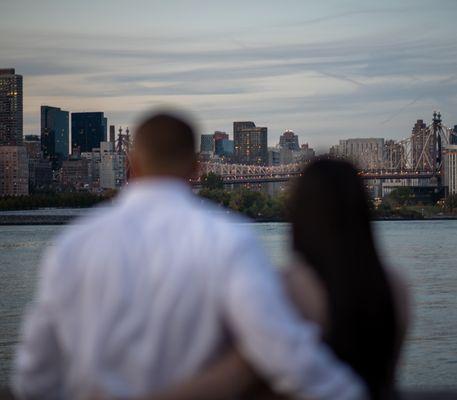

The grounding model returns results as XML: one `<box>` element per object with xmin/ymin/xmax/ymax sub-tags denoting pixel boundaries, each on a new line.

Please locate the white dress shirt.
<box><xmin>12</xmin><ymin>178</ymin><xmax>366</xmax><ymax>400</ymax></box>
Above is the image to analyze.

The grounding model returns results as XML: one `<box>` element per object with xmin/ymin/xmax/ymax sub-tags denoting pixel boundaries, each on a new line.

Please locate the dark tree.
<box><xmin>200</xmin><ymin>172</ymin><xmax>224</xmax><ymax>190</ymax></box>
<box><xmin>445</xmin><ymin>193</ymin><xmax>457</xmax><ymax>213</ymax></box>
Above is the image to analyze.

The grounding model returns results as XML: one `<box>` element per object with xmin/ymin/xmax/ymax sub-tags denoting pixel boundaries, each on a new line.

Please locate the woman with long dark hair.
<box><xmin>286</xmin><ymin>158</ymin><xmax>409</xmax><ymax>400</ymax></box>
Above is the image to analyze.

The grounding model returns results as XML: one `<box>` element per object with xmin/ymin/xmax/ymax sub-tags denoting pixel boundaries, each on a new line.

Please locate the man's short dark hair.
<box><xmin>134</xmin><ymin>112</ymin><xmax>196</xmax><ymax>168</ymax></box>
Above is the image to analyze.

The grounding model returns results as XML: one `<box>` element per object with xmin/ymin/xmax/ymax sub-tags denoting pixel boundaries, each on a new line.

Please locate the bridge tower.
<box><xmin>115</xmin><ymin>126</ymin><xmax>132</xmax><ymax>182</ymax></box>
<box><xmin>431</xmin><ymin>111</ymin><xmax>450</xmax><ymax>187</ymax></box>
<box><xmin>411</xmin><ymin>111</ymin><xmax>450</xmax><ymax>186</ymax></box>
<box><xmin>433</xmin><ymin>111</ymin><xmax>442</xmax><ymax>172</ymax></box>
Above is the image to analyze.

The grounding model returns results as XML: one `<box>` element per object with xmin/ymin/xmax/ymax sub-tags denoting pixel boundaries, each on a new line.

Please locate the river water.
<box><xmin>0</xmin><ymin>218</ymin><xmax>456</xmax><ymax>390</ymax></box>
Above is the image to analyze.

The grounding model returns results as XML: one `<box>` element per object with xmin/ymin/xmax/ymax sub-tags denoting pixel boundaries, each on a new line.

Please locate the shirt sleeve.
<box><xmin>222</xmin><ymin>230</ymin><xmax>368</xmax><ymax>400</ymax></box>
<box><xmin>11</xmin><ymin>247</ymin><xmax>64</xmax><ymax>400</ymax></box>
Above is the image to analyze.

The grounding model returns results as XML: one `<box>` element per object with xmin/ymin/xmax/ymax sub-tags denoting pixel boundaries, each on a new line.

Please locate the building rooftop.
<box><xmin>0</xmin><ymin>68</ymin><xmax>15</xmax><ymax>75</ymax></box>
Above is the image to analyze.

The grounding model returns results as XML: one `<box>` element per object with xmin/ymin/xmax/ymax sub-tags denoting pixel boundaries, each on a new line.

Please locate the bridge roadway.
<box><xmin>359</xmin><ymin>171</ymin><xmax>437</xmax><ymax>180</ymax></box>
<box><xmin>191</xmin><ymin>171</ymin><xmax>438</xmax><ymax>186</ymax></box>
<box><xmin>191</xmin><ymin>174</ymin><xmax>299</xmax><ymax>186</ymax></box>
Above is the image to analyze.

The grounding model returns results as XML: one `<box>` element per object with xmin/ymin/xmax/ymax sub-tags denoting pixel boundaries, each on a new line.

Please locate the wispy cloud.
<box><xmin>1</xmin><ymin>1</ymin><xmax>456</xmax><ymax>148</ymax></box>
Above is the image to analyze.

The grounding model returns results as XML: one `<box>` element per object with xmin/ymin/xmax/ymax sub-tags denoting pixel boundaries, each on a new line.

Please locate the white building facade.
<box><xmin>99</xmin><ymin>142</ymin><xmax>126</xmax><ymax>190</ymax></box>
<box><xmin>81</xmin><ymin>149</ymin><xmax>101</xmax><ymax>191</ymax></box>
<box><xmin>330</xmin><ymin>138</ymin><xmax>385</xmax><ymax>169</ymax></box>
<box><xmin>444</xmin><ymin>145</ymin><xmax>457</xmax><ymax>195</ymax></box>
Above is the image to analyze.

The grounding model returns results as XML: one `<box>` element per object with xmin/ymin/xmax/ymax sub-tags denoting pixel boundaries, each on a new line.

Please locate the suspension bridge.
<box><xmin>193</xmin><ymin>112</ymin><xmax>455</xmax><ymax>186</ymax></box>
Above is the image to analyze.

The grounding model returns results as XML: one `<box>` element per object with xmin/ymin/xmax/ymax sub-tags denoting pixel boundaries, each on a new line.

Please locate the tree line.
<box><xmin>199</xmin><ymin>173</ymin><xmax>286</xmax><ymax>220</ymax></box>
<box><xmin>373</xmin><ymin>187</ymin><xmax>457</xmax><ymax>219</ymax></box>
<box><xmin>2</xmin><ymin>173</ymin><xmax>457</xmax><ymax>220</ymax></box>
<box><xmin>0</xmin><ymin>191</ymin><xmax>116</xmax><ymax>211</ymax></box>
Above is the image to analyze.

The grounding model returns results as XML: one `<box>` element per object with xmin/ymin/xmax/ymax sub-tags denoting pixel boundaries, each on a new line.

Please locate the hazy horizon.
<box><xmin>1</xmin><ymin>0</ymin><xmax>457</xmax><ymax>151</ymax></box>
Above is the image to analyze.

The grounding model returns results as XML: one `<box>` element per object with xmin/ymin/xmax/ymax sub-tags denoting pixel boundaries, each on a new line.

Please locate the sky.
<box><xmin>1</xmin><ymin>0</ymin><xmax>457</xmax><ymax>151</ymax></box>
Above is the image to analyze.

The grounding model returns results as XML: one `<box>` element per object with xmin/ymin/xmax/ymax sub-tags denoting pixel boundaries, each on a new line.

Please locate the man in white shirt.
<box><xmin>12</xmin><ymin>112</ymin><xmax>366</xmax><ymax>400</ymax></box>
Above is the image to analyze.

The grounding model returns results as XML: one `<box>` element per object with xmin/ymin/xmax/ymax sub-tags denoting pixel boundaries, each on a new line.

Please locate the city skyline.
<box><xmin>1</xmin><ymin>1</ymin><xmax>457</xmax><ymax>151</ymax></box>
<box><xmin>4</xmin><ymin>90</ymin><xmax>457</xmax><ymax>155</ymax></box>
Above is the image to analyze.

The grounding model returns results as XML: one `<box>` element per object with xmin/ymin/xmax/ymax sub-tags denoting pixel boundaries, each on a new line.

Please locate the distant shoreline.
<box><xmin>0</xmin><ymin>214</ymin><xmax>76</xmax><ymax>225</ymax></box>
<box><xmin>374</xmin><ymin>216</ymin><xmax>457</xmax><ymax>221</ymax></box>
<box><xmin>1</xmin><ymin>213</ymin><xmax>457</xmax><ymax>225</ymax></box>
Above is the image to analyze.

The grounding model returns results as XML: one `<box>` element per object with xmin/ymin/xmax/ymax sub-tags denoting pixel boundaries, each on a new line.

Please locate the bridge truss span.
<box><xmin>197</xmin><ymin>161</ymin><xmax>303</xmax><ymax>183</ymax></box>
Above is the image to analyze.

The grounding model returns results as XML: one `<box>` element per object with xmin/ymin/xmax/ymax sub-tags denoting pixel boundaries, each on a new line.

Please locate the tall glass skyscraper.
<box><xmin>41</xmin><ymin>105</ymin><xmax>69</xmax><ymax>169</ymax></box>
<box><xmin>71</xmin><ymin>112</ymin><xmax>107</xmax><ymax>153</ymax></box>
<box><xmin>0</xmin><ymin>68</ymin><xmax>23</xmax><ymax>145</ymax></box>
<box><xmin>215</xmin><ymin>138</ymin><xmax>234</xmax><ymax>157</ymax></box>
<box><xmin>200</xmin><ymin>134</ymin><xmax>214</xmax><ymax>153</ymax></box>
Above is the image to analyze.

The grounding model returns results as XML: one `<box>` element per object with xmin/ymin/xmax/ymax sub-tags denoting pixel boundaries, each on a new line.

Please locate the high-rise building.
<box><xmin>200</xmin><ymin>134</ymin><xmax>214</xmax><ymax>153</ymax></box>
<box><xmin>60</xmin><ymin>156</ymin><xmax>90</xmax><ymax>190</ymax></box>
<box><xmin>215</xmin><ymin>139</ymin><xmax>234</xmax><ymax>158</ymax></box>
<box><xmin>233</xmin><ymin>121</ymin><xmax>255</xmax><ymax>163</ymax></box>
<box><xmin>81</xmin><ymin>147</ymin><xmax>101</xmax><ymax>190</ymax></box>
<box><xmin>213</xmin><ymin>131</ymin><xmax>233</xmax><ymax>158</ymax></box>
<box><xmin>0</xmin><ymin>69</ymin><xmax>23</xmax><ymax>145</ymax></box>
<box><xmin>233</xmin><ymin>121</ymin><xmax>268</xmax><ymax>165</ymax></box>
<box><xmin>450</xmin><ymin>125</ymin><xmax>457</xmax><ymax>145</ymax></box>
<box><xmin>41</xmin><ymin>106</ymin><xmax>69</xmax><ymax>169</ymax></box>
<box><xmin>268</xmin><ymin>147</ymin><xmax>280</xmax><ymax>166</ymax></box>
<box><xmin>109</xmin><ymin>125</ymin><xmax>116</xmax><ymax>143</ymax></box>
<box><xmin>213</xmin><ymin>131</ymin><xmax>228</xmax><ymax>142</ymax></box>
<box><xmin>411</xmin><ymin>119</ymin><xmax>435</xmax><ymax>171</ymax></box>
<box><xmin>24</xmin><ymin>135</ymin><xmax>42</xmax><ymax>160</ymax></box>
<box><xmin>0</xmin><ymin>146</ymin><xmax>29</xmax><ymax>196</ymax></box>
<box><xmin>24</xmin><ymin>135</ymin><xmax>52</xmax><ymax>192</ymax></box>
<box><xmin>330</xmin><ymin>138</ymin><xmax>384</xmax><ymax>169</ymax></box>
<box><xmin>279</xmin><ymin>130</ymin><xmax>300</xmax><ymax>151</ymax></box>
<box><xmin>71</xmin><ymin>112</ymin><xmax>107</xmax><ymax>153</ymax></box>
<box><xmin>300</xmin><ymin>143</ymin><xmax>315</xmax><ymax>161</ymax></box>
<box><xmin>274</xmin><ymin>146</ymin><xmax>314</xmax><ymax>166</ymax></box>
<box><xmin>99</xmin><ymin>141</ymin><xmax>126</xmax><ymax>189</ymax></box>
<box><xmin>28</xmin><ymin>158</ymin><xmax>52</xmax><ymax>193</ymax></box>
<box><xmin>443</xmin><ymin>145</ymin><xmax>457</xmax><ymax>194</ymax></box>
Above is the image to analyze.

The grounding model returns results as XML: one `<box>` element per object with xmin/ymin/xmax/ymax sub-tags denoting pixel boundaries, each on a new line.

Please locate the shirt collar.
<box><xmin>118</xmin><ymin>177</ymin><xmax>193</xmax><ymax>205</ymax></box>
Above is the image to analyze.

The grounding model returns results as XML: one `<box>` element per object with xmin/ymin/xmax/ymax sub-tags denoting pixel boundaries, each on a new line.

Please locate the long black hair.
<box><xmin>288</xmin><ymin>158</ymin><xmax>397</xmax><ymax>400</ymax></box>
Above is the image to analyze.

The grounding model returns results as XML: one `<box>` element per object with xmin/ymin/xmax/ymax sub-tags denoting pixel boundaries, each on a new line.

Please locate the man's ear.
<box><xmin>189</xmin><ymin>154</ymin><xmax>200</xmax><ymax>180</ymax></box>
<box><xmin>128</xmin><ymin>149</ymin><xmax>143</xmax><ymax>179</ymax></box>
